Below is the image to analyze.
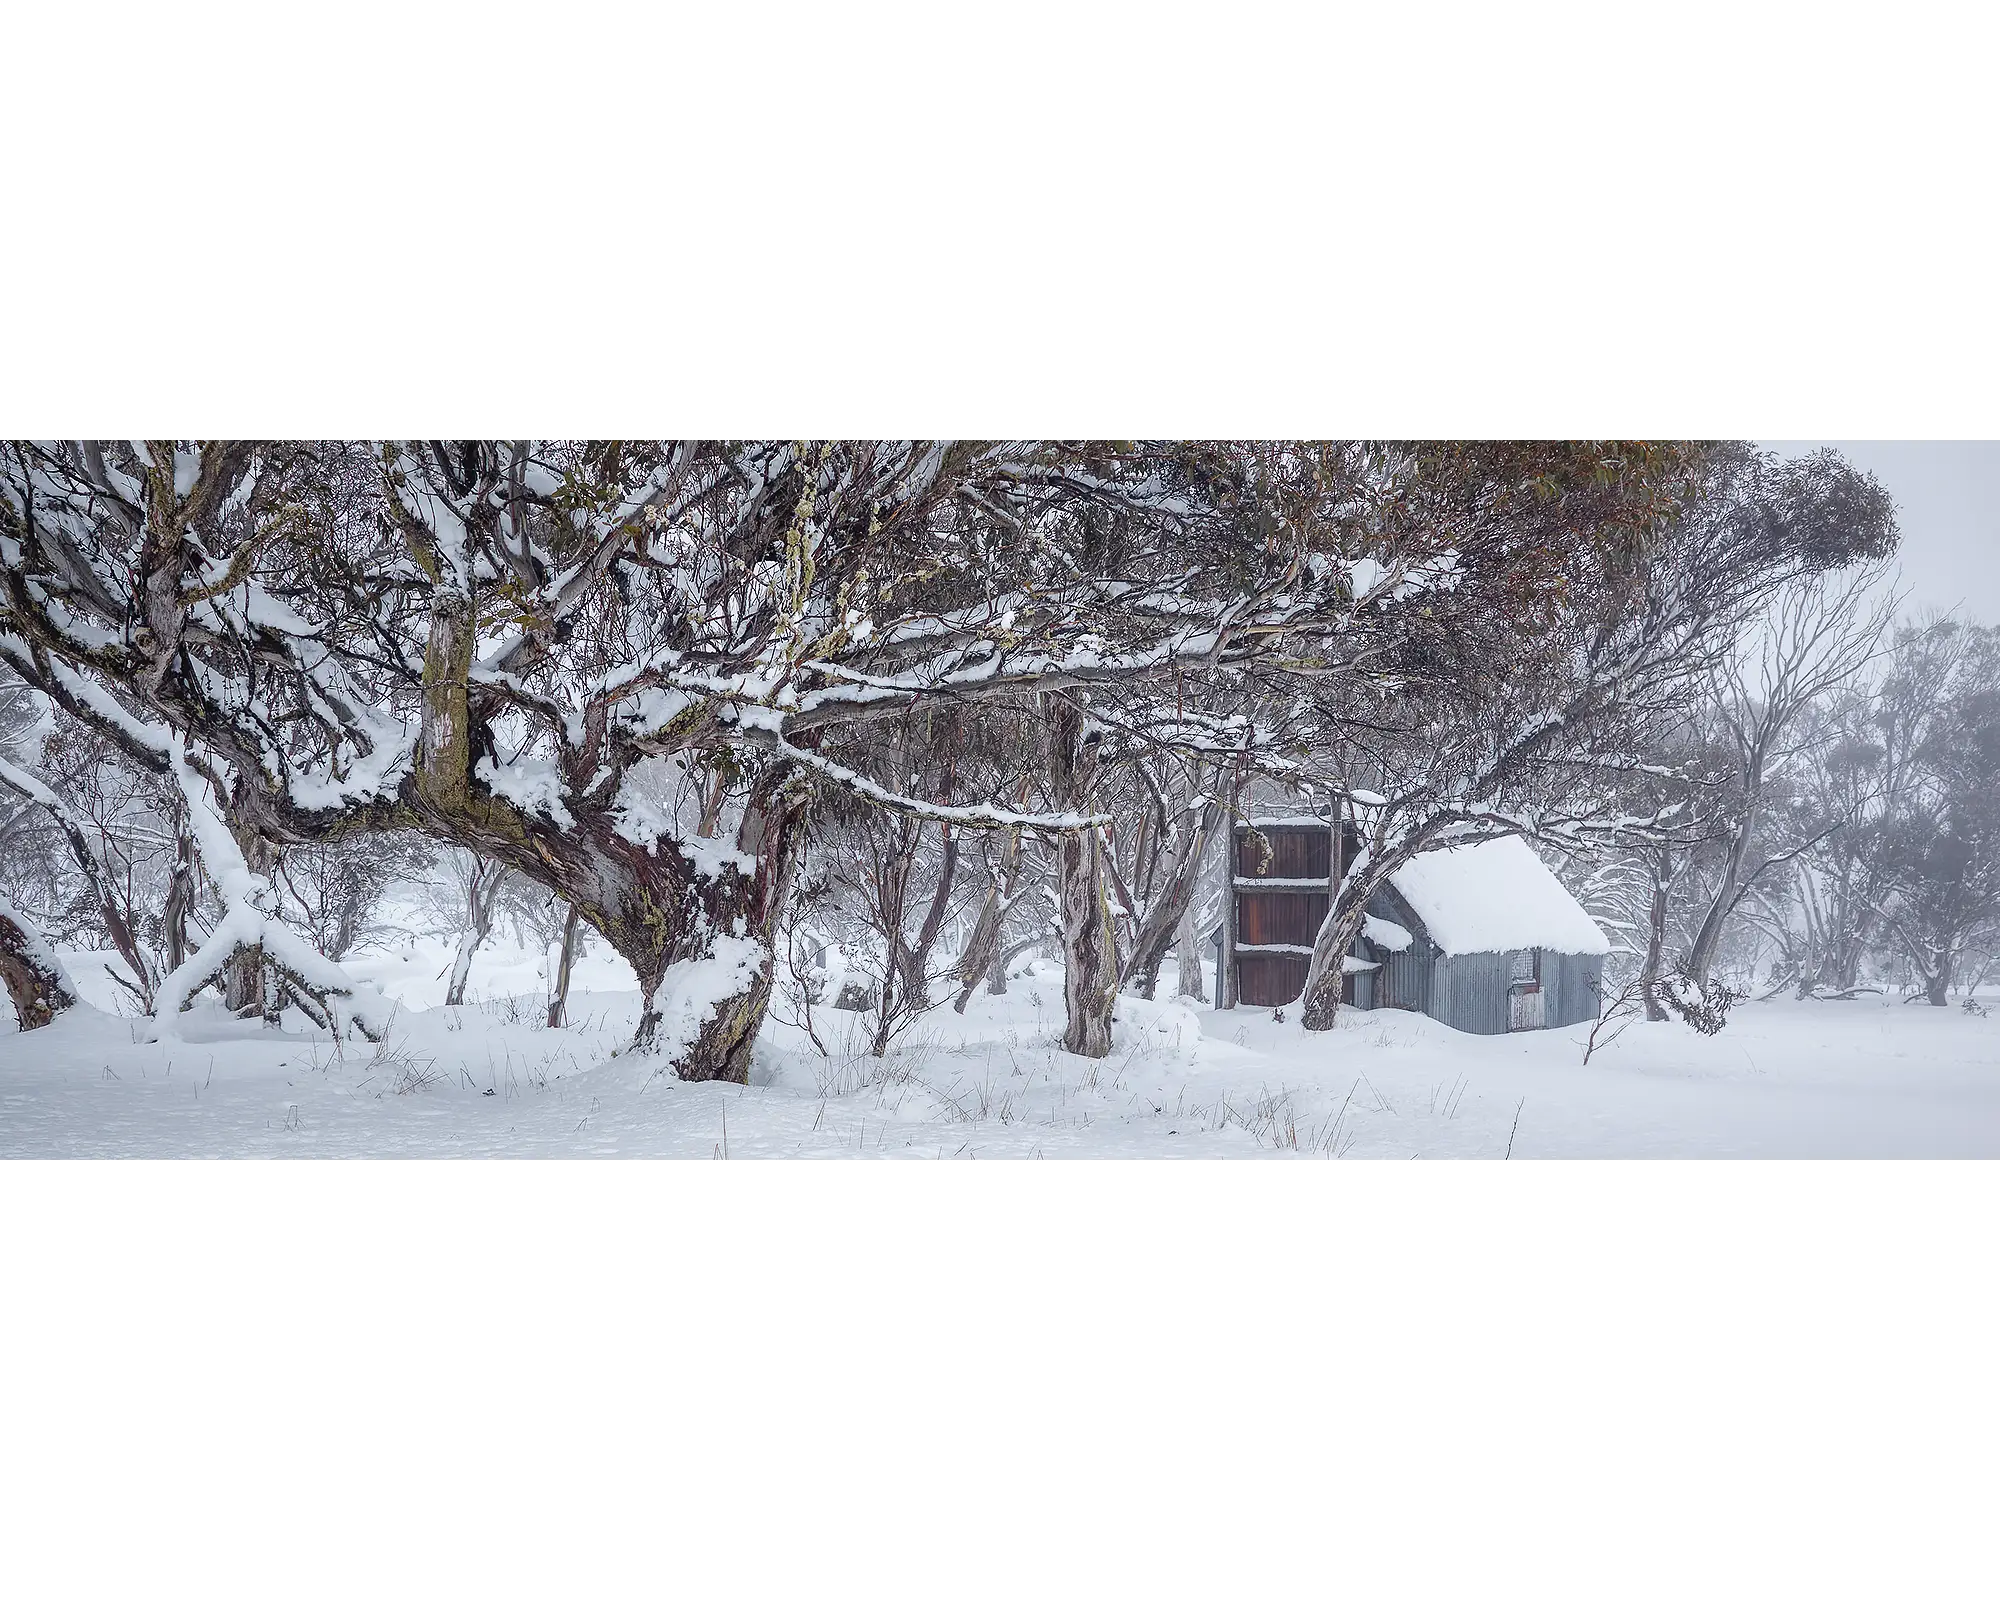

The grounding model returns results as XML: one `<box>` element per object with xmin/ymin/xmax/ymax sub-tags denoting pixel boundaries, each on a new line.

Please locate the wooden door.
<box><xmin>1507</xmin><ymin>949</ymin><xmax>1543</xmax><ymax>1030</ymax></box>
<box><xmin>1508</xmin><ymin>986</ymin><xmax>1545</xmax><ymax>1031</ymax></box>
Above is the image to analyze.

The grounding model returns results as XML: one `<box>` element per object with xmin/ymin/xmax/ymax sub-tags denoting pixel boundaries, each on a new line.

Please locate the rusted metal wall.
<box><xmin>1230</xmin><ymin>822</ymin><xmax>1335</xmax><ymax>1011</ymax></box>
<box><xmin>1235</xmin><ymin>826</ymin><xmax>1330</xmax><ymax>880</ymax></box>
<box><xmin>1235</xmin><ymin>953</ymin><xmax>1310</xmax><ymax>1007</ymax></box>
<box><xmin>1236</xmin><ymin>892</ymin><xmax>1327</xmax><ymax>948</ymax></box>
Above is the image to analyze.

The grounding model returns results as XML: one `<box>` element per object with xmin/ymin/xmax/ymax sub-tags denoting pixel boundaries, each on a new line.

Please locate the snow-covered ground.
<box><xmin>4</xmin><ymin>934</ymin><xmax>1997</xmax><ymax>1157</ymax></box>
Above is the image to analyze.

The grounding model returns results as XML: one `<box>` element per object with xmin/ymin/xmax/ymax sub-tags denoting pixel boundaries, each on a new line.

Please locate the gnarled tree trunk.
<box><xmin>222</xmin><ymin>830</ymin><xmax>280</xmax><ymax>1020</ymax></box>
<box><xmin>1299</xmin><ymin>827</ymin><xmax>1408</xmax><ymax>1032</ymax></box>
<box><xmin>626</xmin><ymin>762</ymin><xmax>811</xmax><ymax>1083</ymax></box>
<box><xmin>1047</xmin><ymin>694</ymin><xmax>1115</xmax><ymax>1057</ymax></box>
<box><xmin>1298</xmin><ymin>896</ymin><xmax>1371</xmax><ymax>1031</ymax></box>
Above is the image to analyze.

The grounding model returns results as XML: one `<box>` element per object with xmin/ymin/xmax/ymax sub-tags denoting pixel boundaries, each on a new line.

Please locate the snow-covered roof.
<box><xmin>1386</xmin><ymin>837</ymin><xmax>1609</xmax><ymax>958</ymax></box>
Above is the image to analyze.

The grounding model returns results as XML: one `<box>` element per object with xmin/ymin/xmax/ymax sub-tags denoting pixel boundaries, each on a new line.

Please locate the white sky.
<box><xmin>1764</xmin><ymin>442</ymin><xmax>2000</xmax><ymax>625</ymax></box>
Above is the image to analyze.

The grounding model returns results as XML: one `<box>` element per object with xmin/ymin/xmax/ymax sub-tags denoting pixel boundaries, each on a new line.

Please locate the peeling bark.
<box><xmin>1298</xmin><ymin>898</ymin><xmax>1371</xmax><ymax>1031</ymax></box>
<box><xmin>1047</xmin><ymin>695</ymin><xmax>1115</xmax><ymax>1058</ymax></box>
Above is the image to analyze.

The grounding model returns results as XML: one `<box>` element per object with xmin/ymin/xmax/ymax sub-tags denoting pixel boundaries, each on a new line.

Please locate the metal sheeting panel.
<box><xmin>1343</xmin><ymin>875</ymin><xmax>1606</xmax><ymax>1036</ymax></box>
<box><xmin>1375</xmin><ymin>943</ymin><xmax>1434</xmax><ymax>1014</ymax></box>
<box><xmin>1236</xmin><ymin>953</ymin><xmax>1310</xmax><ymax>1007</ymax></box>
<box><xmin>1431</xmin><ymin>951</ymin><xmax>1513</xmax><ymax>1034</ymax></box>
<box><xmin>1542</xmin><ymin>951</ymin><xmax>1605</xmax><ymax>1028</ymax></box>
<box><xmin>1237</xmin><ymin>891</ymin><xmax>1328</xmax><ymax>948</ymax></box>
<box><xmin>1235</xmin><ymin>826</ymin><xmax>1331</xmax><ymax>880</ymax></box>
<box><xmin>1428</xmin><ymin>949</ymin><xmax>1606</xmax><ymax>1034</ymax></box>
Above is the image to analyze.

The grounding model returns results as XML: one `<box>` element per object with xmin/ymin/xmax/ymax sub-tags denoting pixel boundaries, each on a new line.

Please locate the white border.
<box><xmin>4</xmin><ymin>1163</ymin><xmax>1994</xmax><ymax>1596</ymax></box>
<box><xmin>3</xmin><ymin>5</ymin><xmax>1995</xmax><ymax>1593</ymax></box>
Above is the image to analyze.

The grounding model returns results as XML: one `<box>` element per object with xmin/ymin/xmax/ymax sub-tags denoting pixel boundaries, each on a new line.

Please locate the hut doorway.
<box><xmin>1507</xmin><ymin>949</ymin><xmax>1545</xmax><ymax>1031</ymax></box>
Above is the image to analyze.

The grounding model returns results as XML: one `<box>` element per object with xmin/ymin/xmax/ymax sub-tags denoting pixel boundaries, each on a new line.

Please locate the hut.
<box><xmin>1224</xmin><ymin>819</ymin><xmax>1608</xmax><ymax>1034</ymax></box>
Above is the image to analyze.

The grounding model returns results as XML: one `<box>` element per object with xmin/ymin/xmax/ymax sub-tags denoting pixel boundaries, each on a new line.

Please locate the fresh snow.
<box><xmin>473</xmin><ymin>753</ymin><xmax>576</xmax><ymax>830</ymax></box>
<box><xmin>1362</xmin><ymin>914</ymin><xmax>1414</xmax><ymax>951</ymax></box>
<box><xmin>1390</xmin><ymin>836</ymin><xmax>1611</xmax><ymax>957</ymax></box>
<box><xmin>677</xmin><ymin>834</ymin><xmax>758</xmax><ymax>881</ymax></box>
<box><xmin>4</xmin><ymin>938</ymin><xmax>1995</xmax><ymax>1158</ymax></box>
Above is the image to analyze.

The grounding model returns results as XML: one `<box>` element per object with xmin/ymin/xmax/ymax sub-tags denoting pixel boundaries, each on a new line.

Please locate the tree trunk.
<box><xmin>445</xmin><ymin>860</ymin><xmax>501</xmax><ymax>1007</ymax></box>
<box><xmin>222</xmin><ymin>832</ymin><xmax>280</xmax><ymax>1021</ymax></box>
<box><xmin>1684</xmin><ymin>808</ymin><xmax>1758</xmax><ymax>993</ymax></box>
<box><xmin>1299</xmin><ymin>830</ymin><xmax>1400</xmax><ymax>1032</ymax></box>
<box><xmin>162</xmin><ymin>828</ymin><xmax>194</xmax><ymax>974</ymax></box>
<box><xmin>222</xmin><ymin>946</ymin><xmax>265</xmax><ymax>1017</ymax></box>
<box><xmin>1121</xmin><ymin>800</ymin><xmax>1219</xmax><ymax>1000</ymax></box>
<box><xmin>893</xmin><ymin>821</ymin><xmax>958</xmax><ymax>1015</ymax></box>
<box><xmin>1298</xmin><ymin>898</ymin><xmax>1369</xmax><ymax>1031</ymax></box>
<box><xmin>1175</xmin><ymin>906</ymin><xmax>1206</xmax><ymax>999</ymax></box>
<box><xmin>1047</xmin><ymin>695</ymin><xmax>1115</xmax><ymax>1057</ymax></box>
<box><xmin>1640</xmin><ymin>852</ymin><xmax>1671</xmax><ymax>1021</ymax></box>
<box><xmin>1925</xmin><ymin>953</ymin><xmax>1952</xmax><ymax>1008</ymax></box>
<box><xmin>417</xmin><ymin>588</ymin><xmax>476</xmax><ymax>818</ymax></box>
<box><xmin>408</xmin><ymin>597</ymin><xmax>806</xmax><ymax>1079</ymax></box>
<box><xmin>954</xmin><ymin>826</ymin><xmax>1023</xmax><ymax>1013</ymax></box>
<box><xmin>631</xmin><ymin>762</ymin><xmax>810</xmax><ymax>1083</ymax></box>
<box><xmin>0</xmin><ymin>756</ymin><xmax>157</xmax><ymax>1004</ymax></box>
<box><xmin>0</xmin><ymin>898</ymin><xmax>75</xmax><ymax>1030</ymax></box>
<box><xmin>546</xmin><ymin>903</ymin><xmax>581</xmax><ymax>1028</ymax></box>
<box><xmin>444</xmin><ymin>929</ymin><xmax>482</xmax><ymax>1007</ymax></box>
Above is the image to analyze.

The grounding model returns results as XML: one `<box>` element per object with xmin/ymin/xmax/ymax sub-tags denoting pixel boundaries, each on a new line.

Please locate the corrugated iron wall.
<box><xmin>1431</xmin><ymin>951</ymin><xmax>1512</xmax><ymax>1034</ymax></box>
<box><xmin>1236</xmin><ymin>953</ymin><xmax>1310</xmax><ymax>1006</ymax></box>
<box><xmin>1232</xmin><ymin>823</ymin><xmax>1335</xmax><ymax>1010</ymax></box>
<box><xmin>1236</xmin><ymin>827</ymin><xmax>1331</xmax><ymax>880</ymax></box>
<box><xmin>1373</xmin><ymin>943</ymin><xmax>1435</xmax><ymax>1014</ymax></box>
<box><xmin>1542</xmin><ymin>951</ymin><xmax>1605</xmax><ymax>1028</ymax></box>
<box><xmin>1236</xmin><ymin>892</ymin><xmax>1327</xmax><ymax>948</ymax></box>
<box><xmin>1425</xmin><ymin>949</ymin><xmax>1605</xmax><ymax>1034</ymax></box>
